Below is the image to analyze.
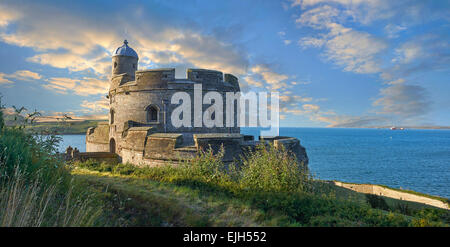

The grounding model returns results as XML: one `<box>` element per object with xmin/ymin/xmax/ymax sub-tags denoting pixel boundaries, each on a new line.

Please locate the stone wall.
<box><xmin>118</xmin><ymin>131</ymin><xmax>308</xmax><ymax>168</ymax></box>
<box><xmin>333</xmin><ymin>181</ymin><xmax>450</xmax><ymax>210</ymax></box>
<box><xmin>112</xmin><ymin>55</ymin><xmax>137</xmax><ymax>80</ymax></box>
<box><xmin>194</xmin><ymin>133</ymin><xmax>244</xmax><ymax>162</ymax></box>
<box><xmin>86</xmin><ymin>122</ymin><xmax>110</xmax><ymax>152</ymax></box>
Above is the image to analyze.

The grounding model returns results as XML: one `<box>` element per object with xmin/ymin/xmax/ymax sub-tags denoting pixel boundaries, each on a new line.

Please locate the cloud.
<box><xmin>291</xmin><ymin>0</ymin><xmax>450</xmax><ymax>25</ymax></box>
<box><xmin>300</xmin><ymin>23</ymin><xmax>387</xmax><ymax>74</ymax></box>
<box><xmin>288</xmin><ymin>0</ymin><xmax>448</xmax><ymax>127</ymax></box>
<box><xmin>169</xmin><ymin>33</ymin><xmax>249</xmax><ymax>75</ymax></box>
<box><xmin>384</xmin><ymin>24</ymin><xmax>406</xmax><ymax>39</ymax></box>
<box><xmin>80</xmin><ymin>99</ymin><xmax>109</xmax><ymax>113</ymax></box>
<box><xmin>251</xmin><ymin>65</ymin><xmax>288</xmax><ymax>84</ymax></box>
<box><xmin>393</xmin><ymin>42</ymin><xmax>423</xmax><ymax>64</ymax></box>
<box><xmin>320</xmin><ymin>115</ymin><xmax>389</xmax><ymax>128</ymax></box>
<box><xmin>0</xmin><ymin>4</ymin><xmax>21</xmax><ymax>27</ymax></box>
<box><xmin>0</xmin><ymin>73</ymin><xmax>14</xmax><ymax>84</ymax></box>
<box><xmin>0</xmin><ymin>70</ymin><xmax>42</xmax><ymax>84</ymax></box>
<box><xmin>295</xmin><ymin>5</ymin><xmax>340</xmax><ymax>29</ymax></box>
<box><xmin>296</xmin><ymin>4</ymin><xmax>388</xmax><ymax>74</ymax></box>
<box><xmin>302</xmin><ymin>104</ymin><xmax>320</xmax><ymax>112</ymax></box>
<box><xmin>9</xmin><ymin>70</ymin><xmax>42</xmax><ymax>81</ymax></box>
<box><xmin>373</xmin><ymin>83</ymin><xmax>431</xmax><ymax>119</ymax></box>
<box><xmin>242</xmin><ymin>76</ymin><xmax>264</xmax><ymax>88</ymax></box>
<box><xmin>44</xmin><ymin>77</ymin><xmax>109</xmax><ymax>96</ymax></box>
<box><xmin>28</xmin><ymin>53</ymin><xmax>111</xmax><ymax>75</ymax></box>
<box><xmin>0</xmin><ymin>2</ymin><xmax>250</xmax><ymax>78</ymax></box>
<box><xmin>384</xmin><ymin>34</ymin><xmax>450</xmax><ymax>79</ymax></box>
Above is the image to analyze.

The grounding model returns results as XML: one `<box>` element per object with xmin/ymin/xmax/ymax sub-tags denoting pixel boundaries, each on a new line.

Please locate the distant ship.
<box><xmin>390</xmin><ymin>126</ymin><xmax>405</xmax><ymax>130</ymax></box>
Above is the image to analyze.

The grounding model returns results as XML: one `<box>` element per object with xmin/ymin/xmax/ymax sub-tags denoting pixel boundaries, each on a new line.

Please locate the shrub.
<box><xmin>365</xmin><ymin>194</ymin><xmax>390</xmax><ymax>211</ymax></box>
<box><xmin>239</xmin><ymin>144</ymin><xmax>310</xmax><ymax>193</ymax></box>
<box><xmin>179</xmin><ymin>145</ymin><xmax>229</xmax><ymax>183</ymax></box>
<box><xmin>0</xmin><ymin>106</ymin><xmax>102</xmax><ymax>226</ymax></box>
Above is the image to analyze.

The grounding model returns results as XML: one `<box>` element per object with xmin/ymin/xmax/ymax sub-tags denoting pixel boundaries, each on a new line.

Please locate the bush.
<box><xmin>365</xmin><ymin>194</ymin><xmax>390</xmax><ymax>211</ymax></box>
<box><xmin>0</xmin><ymin>108</ymin><xmax>102</xmax><ymax>226</ymax></box>
<box><xmin>239</xmin><ymin>144</ymin><xmax>310</xmax><ymax>193</ymax></box>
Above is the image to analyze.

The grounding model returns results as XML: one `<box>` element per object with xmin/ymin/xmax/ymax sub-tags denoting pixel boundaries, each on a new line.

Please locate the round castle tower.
<box><xmin>106</xmin><ymin>40</ymin><xmax>240</xmax><ymax>155</ymax></box>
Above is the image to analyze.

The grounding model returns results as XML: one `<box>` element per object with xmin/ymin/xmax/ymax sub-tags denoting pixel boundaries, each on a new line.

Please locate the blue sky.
<box><xmin>0</xmin><ymin>0</ymin><xmax>449</xmax><ymax>127</ymax></box>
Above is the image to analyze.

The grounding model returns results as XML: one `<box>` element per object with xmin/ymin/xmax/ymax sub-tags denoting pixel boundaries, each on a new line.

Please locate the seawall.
<box><xmin>333</xmin><ymin>181</ymin><xmax>449</xmax><ymax>210</ymax></box>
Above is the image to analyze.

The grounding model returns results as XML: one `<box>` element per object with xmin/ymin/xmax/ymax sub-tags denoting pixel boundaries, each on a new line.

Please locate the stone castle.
<box><xmin>84</xmin><ymin>40</ymin><xmax>308</xmax><ymax>167</ymax></box>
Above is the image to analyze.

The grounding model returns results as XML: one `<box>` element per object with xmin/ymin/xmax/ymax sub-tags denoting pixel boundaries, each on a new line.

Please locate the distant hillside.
<box><xmin>14</xmin><ymin>120</ymin><xmax>106</xmax><ymax>134</ymax></box>
<box><xmin>364</xmin><ymin>126</ymin><xmax>450</xmax><ymax>130</ymax></box>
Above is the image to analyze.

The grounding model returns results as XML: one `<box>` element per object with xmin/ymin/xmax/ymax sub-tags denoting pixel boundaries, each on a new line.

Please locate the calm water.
<box><xmin>58</xmin><ymin>128</ymin><xmax>450</xmax><ymax>198</ymax></box>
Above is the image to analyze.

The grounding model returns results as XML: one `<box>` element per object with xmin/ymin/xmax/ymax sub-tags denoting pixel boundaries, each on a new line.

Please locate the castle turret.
<box><xmin>112</xmin><ymin>40</ymin><xmax>138</xmax><ymax>79</ymax></box>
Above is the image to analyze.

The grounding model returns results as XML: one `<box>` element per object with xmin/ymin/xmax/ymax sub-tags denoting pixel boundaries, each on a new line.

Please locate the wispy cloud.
<box><xmin>44</xmin><ymin>77</ymin><xmax>109</xmax><ymax>96</ymax></box>
<box><xmin>297</xmin><ymin>5</ymin><xmax>387</xmax><ymax>74</ymax></box>
<box><xmin>0</xmin><ymin>73</ymin><xmax>14</xmax><ymax>84</ymax></box>
<box><xmin>373</xmin><ymin>83</ymin><xmax>431</xmax><ymax>119</ymax></box>
<box><xmin>0</xmin><ymin>70</ymin><xmax>42</xmax><ymax>84</ymax></box>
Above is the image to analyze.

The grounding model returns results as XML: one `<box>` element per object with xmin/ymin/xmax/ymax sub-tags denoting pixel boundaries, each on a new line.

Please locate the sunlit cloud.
<box><xmin>44</xmin><ymin>77</ymin><xmax>109</xmax><ymax>96</ymax></box>
<box><xmin>80</xmin><ymin>99</ymin><xmax>109</xmax><ymax>114</ymax></box>
<box><xmin>0</xmin><ymin>70</ymin><xmax>42</xmax><ymax>84</ymax></box>
<box><xmin>0</xmin><ymin>73</ymin><xmax>14</xmax><ymax>84</ymax></box>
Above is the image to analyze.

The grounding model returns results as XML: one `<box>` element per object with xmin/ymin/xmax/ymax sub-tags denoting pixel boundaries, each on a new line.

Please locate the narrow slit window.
<box><xmin>147</xmin><ymin>105</ymin><xmax>158</xmax><ymax>122</ymax></box>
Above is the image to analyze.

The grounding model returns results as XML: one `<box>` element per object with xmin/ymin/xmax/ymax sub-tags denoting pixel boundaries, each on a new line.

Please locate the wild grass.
<box><xmin>0</xmin><ymin>99</ymin><xmax>103</xmax><ymax>226</ymax></box>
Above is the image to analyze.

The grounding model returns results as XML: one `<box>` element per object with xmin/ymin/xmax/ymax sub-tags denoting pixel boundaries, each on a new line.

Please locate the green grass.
<box><xmin>22</xmin><ymin>120</ymin><xmax>105</xmax><ymax>134</ymax></box>
<box><xmin>69</xmin><ymin>147</ymin><xmax>450</xmax><ymax>227</ymax></box>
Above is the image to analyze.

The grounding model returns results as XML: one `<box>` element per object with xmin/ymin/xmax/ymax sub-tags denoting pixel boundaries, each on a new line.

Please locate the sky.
<box><xmin>0</xmin><ymin>0</ymin><xmax>449</xmax><ymax>127</ymax></box>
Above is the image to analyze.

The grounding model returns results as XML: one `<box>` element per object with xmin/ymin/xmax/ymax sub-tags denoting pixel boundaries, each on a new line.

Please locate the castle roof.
<box><xmin>113</xmin><ymin>40</ymin><xmax>138</xmax><ymax>59</ymax></box>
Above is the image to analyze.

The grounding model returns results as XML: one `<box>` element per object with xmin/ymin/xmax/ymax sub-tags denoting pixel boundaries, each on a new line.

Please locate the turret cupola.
<box><xmin>113</xmin><ymin>40</ymin><xmax>139</xmax><ymax>59</ymax></box>
<box><xmin>112</xmin><ymin>40</ymin><xmax>139</xmax><ymax>78</ymax></box>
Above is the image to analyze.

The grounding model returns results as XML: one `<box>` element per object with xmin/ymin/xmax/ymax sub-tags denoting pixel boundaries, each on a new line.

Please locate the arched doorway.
<box><xmin>109</xmin><ymin>138</ymin><xmax>116</xmax><ymax>153</ymax></box>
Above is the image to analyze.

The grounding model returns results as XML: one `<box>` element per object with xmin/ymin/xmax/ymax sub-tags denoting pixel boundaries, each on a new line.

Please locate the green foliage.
<box><xmin>239</xmin><ymin>144</ymin><xmax>310</xmax><ymax>193</ymax></box>
<box><xmin>0</xmin><ymin>114</ymin><xmax>102</xmax><ymax>226</ymax></box>
<box><xmin>0</xmin><ymin>95</ymin><xmax>4</xmax><ymax>130</ymax></box>
<box><xmin>366</xmin><ymin>194</ymin><xmax>390</xmax><ymax>211</ymax></box>
<box><xmin>0</xmin><ymin>126</ymin><xmax>66</xmax><ymax>187</ymax></box>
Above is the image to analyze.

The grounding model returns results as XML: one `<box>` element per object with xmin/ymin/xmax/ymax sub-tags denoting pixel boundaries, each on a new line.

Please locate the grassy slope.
<box><xmin>71</xmin><ymin>164</ymin><xmax>449</xmax><ymax>227</ymax></box>
<box><xmin>73</xmin><ymin>169</ymin><xmax>275</xmax><ymax>226</ymax></box>
<box><xmin>23</xmin><ymin>120</ymin><xmax>105</xmax><ymax>134</ymax></box>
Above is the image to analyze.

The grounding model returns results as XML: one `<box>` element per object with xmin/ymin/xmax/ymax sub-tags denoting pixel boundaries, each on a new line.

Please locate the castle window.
<box><xmin>110</xmin><ymin>110</ymin><xmax>115</xmax><ymax>124</ymax></box>
<box><xmin>146</xmin><ymin>105</ymin><xmax>159</xmax><ymax>122</ymax></box>
<box><xmin>114</xmin><ymin>62</ymin><xmax>117</xmax><ymax>69</ymax></box>
<box><xmin>133</xmin><ymin>64</ymin><xmax>136</xmax><ymax>69</ymax></box>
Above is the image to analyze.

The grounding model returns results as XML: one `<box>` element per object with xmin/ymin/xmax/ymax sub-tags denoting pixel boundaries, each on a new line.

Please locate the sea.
<box><xmin>58</xmin><ymin>127</ymin><xmax>450</xmax><ymax>198</ymax></box>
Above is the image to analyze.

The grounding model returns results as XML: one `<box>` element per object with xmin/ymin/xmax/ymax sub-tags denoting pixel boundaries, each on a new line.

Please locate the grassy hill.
<box><xmin>22</xmin><ymin>120</ymin><xmax>105</xmax><ymax>134</ymax></box>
